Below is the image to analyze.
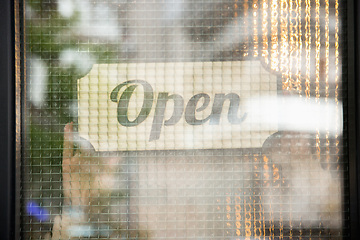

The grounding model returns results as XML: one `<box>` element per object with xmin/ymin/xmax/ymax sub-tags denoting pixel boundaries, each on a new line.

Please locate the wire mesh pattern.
<box><xmin>21</xmin><ymin>0</ymin><xmax>346</xmax><ymax>239</ymax></box>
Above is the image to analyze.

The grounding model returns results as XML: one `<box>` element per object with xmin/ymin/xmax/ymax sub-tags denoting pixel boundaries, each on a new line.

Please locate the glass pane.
<box><xmin>21</xmin><ymin>0</ymin><xmax>347</xmax><ymax>239</ymax></box>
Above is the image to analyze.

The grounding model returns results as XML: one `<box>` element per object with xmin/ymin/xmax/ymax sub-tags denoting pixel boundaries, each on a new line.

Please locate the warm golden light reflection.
<box><xmin>280</xmin><ymin>0</ymin><xmax>290</xmax><ymax>91</ymax></box>
<box><xmin>262</xmin><ymin>0</ymin><xmax>269</xmax><ymax>63</ymax></box>
<box><xmin>273</xmin><ymin>164</ymin><xmax>283</xmax><ymax>239</ymax></box>
<box><xmin>254</xmin><ymin>155</ymin><xmax>262</xmax><ymax>239</ymax></box>
<box><xmin>315</xmin><ymin>0</ymin><xmax>321</xmax><ymax>170</ymax></box>
<box><xmin>335</xmin><ymin>0</ymin><xmax>340</xmax><ymax>99</ymax></box>
<box><xmin>335</xmin><ymin>0</ymin><xmax>341</xmax><ymax>171</ymax></box>
<box><xmin>234</xmin><ymin>0</ymin><xmax>238</xmax><ymax>18</ymax></box>
<box><xmin>290</xmin><ymin>0</ymin><xmax>302</xmax><ymax>94</ymax></box>
<box><xmin>263</xmin><ymin>155</ymin><xmax>273</xmax><ymax>238</ymax></box>
<box><xmin>289</xmin><ymin>0</ymin><xmax>296</xmax><ymax>91</ymax></box>
<box><xmin>305</xmin><ymin>0</ymin><xmax>311</xmax><ymax>98</ymax></box>
<box><xmin>245</xmin><ymin>198</ymin><xmax>252</xmax><ymax>238</ymax></box>
<box><xmin>325</xmin><ymin>0</ymin><xmax>331</xmax><ymax>172</ymax></box>
<box><xmin>234</xmin><ymin>0</ymin><xmax>239</xmax><ymax>60</ymax></box>
<box><xmin>297</xmin><ymin>0</ymin><xmax>302</xmax><ymax>95</ymax></box>
<box><xmin>244</xmin><ymin>0</ymin><xmax>249</xmax><ymax>57</ymax></box>
<box><xmin>253</xmin><ymin>0</ymin><xmax>259</xmax><ymax>57</ymax></box>
<box><xmin>226</xmin><ymin>193</ymin><xmax>232</xmax><ymax>236</ymax></box>
<box><xmin>270</xmin><ymin>0</ymin><xmax>279</xmax><ymax>71</ymax></box>
<box><xmin>315</xmin><ymin>0</ymin><xmax>321</xmax><ymax>100</ymax></box>
<box><xmin>325</xmin><ymin>0</ymin><xmax>330</xmax><ymax>100</ymax></box>
<box><xmin>235</xmin><ymin>195</ymin><xmax>242</xmax><ymax>236</ymax></box>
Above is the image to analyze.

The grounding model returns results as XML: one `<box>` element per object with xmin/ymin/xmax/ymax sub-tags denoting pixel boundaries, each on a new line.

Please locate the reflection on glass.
<box><xmin>21</xmin><ymin>0</ymin><xmax>345</xmax><ymax>239</ymax></box>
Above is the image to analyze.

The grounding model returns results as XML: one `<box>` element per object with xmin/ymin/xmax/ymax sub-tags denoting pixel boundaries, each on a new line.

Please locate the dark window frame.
<box><xmin>0</xmin><ymin>0</ymin><xmax>15</xmax><ymax>240</ymax></box>
<box><xmin>347</xmin><ymin>0</ymin><xmax>360</xmax><ymax>236</ymax></box>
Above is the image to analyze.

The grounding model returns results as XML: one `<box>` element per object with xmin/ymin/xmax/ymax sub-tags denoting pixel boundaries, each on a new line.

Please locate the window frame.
<box><xmin>347</xmin><ymin>0</ymin><xmax>360</xmax><ymax>237</ymax></box>
<box><xmin>0</xmin><ymin>0</ymin><xmax>16</xmax><ymax>240</ymax></box>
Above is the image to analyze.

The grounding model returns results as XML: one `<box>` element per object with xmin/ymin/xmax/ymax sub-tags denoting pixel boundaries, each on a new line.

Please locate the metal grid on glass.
<box><xmin>21</xmin><ymin>0</ymin><xmax>347</xmax><ymax>239</ymax></box>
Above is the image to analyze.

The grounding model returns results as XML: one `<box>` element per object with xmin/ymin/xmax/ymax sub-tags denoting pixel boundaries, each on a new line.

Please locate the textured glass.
<box><xmin>21</xmin><ymin>0</ymin><xmax>347</xmax><ymax>239</ymax></box>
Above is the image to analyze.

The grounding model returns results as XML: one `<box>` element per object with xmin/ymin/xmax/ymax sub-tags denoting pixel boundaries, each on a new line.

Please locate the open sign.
<box><xmin>77</xmin><ymin>61</ymin><xmax>277</xmax><ymax>151</ymax></box>
<box><xmin>110</xmin><ymin>80</ymin><xmax>247</xmax><ymax>141</ymax></box>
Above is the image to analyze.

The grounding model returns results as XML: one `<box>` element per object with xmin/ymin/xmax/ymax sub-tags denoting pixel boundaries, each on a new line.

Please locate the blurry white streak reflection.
<box><xmin>59</xmin><ymin>49</ymin><xmax>95</xmax><ymax>75</ymax></box>
<box><xmin>57</xmin><ymin>0</ymin><xmax>75</xmax><ymax>18</ymax></box>
<box><xmin>58</xmin><ymin>0</ymin><xmax>121</xmax><ymax>40</ymax></box>
<box><xmin>28</xmin><ymin>56</ymin><xmax>48</xmax><ymax>108</ymax></box>
<box><xmin>68</xmin><ymin>224</ymin><xmax>113</xmax><ymax>238</ymax></box>
<box><xmin>247</xmin><ymin>96</ymin><xmax>343</xmax><ymax>136</ymax></box>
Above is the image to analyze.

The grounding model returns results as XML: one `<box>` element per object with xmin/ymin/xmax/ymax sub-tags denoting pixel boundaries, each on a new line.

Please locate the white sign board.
<box><xmin>78</xmin><ymin>61</ymin><xmax>278</xmax><ymax>151</ymax></box>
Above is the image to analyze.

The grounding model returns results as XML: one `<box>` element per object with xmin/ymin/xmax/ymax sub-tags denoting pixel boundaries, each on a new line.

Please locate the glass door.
<box><xmin>16</xmin><ymin>0</ymin><xmax>353</xmax><ymax>239</ymax></box>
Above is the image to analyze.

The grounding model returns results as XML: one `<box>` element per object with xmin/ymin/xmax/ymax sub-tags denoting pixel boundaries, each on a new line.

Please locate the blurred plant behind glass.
<box><xmin>24</xmin><ymin>0</ymin><xmax>120</xmax><ymax>238</ymax></box>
